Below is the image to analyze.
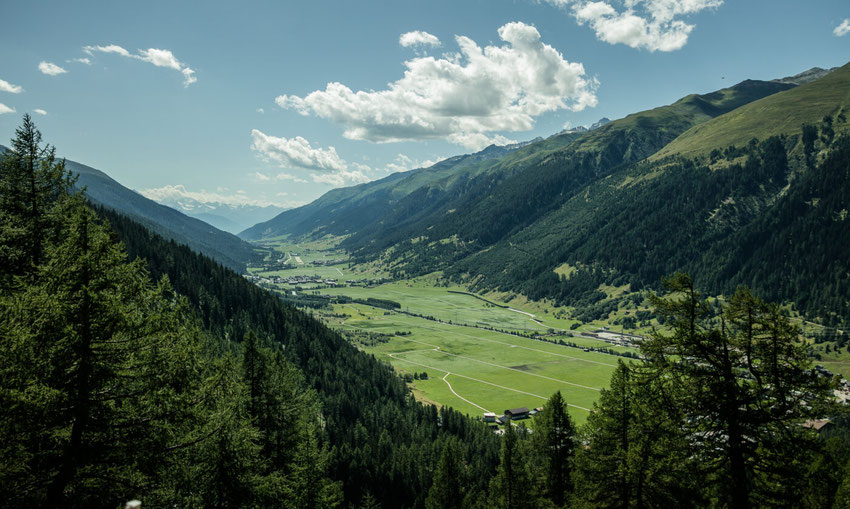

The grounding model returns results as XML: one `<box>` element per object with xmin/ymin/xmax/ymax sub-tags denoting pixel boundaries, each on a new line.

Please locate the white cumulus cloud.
<box><xmin>384</xmin><ymin>154</ymin><xmax>443</xmax><ymax>174</ymax></box>
<box><xmin>447</xmin><ymin>132</ymin><xmax>518</xmax><ymax>151</ymax></box>
<box><xmin>0</xmin><ymin>103</ymin><xmax>15</xmax><ymax>115</ymax></box>
<box><xmin>68</xmin><ymin>57</ymin><xmax>92</xmax><ymax>65</ymax></box>
<box><xmin>33</xmin><ymin>109</ymin><xmax>47</xmax><ymax>116</ymax></box>
<box><xmin>276</xmin><ymin>22</ymin><xmax>597</xmax><ymax>149</ymax></box>
<box><xmin>400</xmin><ymin>30</ymin><xmax>441</xmax><ymax>47</ymax></box>
<box><xmin>274</xmin><ymin>172</ymin><xmax>309</xmax><ymax>184</ymax></box>
<box><xmin>38</xmin><ymin>61</ymin><xmax>68</xmax><ymax>76</ymax></box>
<box><xmin>253</xmin><ymin>172</ymin><xmax>309</xmax><ymax>184</ymax></box>
<box><xmin>0</xmin><ymin>79</ymin><xmax>23</xmax><ymax>94</ymax></box>
<box><xmin>311</xmin><ymin>168</ymin><xmax>371</xmax><ymax>187</ymax></box>
<box><xmin>835</xmin><ymin>19</ymin><xmax>850</xmax><ymax>37</ymax></box>
<box><xmin>83</xmin><ymin>44</ymin><xmax>131</xmax><ymax>57</ymax></box>
<box><xmin>82</xmin><ymin>44</ymin><xmax>197</xmax><ymax>86</ymax></box>
<box><xmin>545</xmin><ymin>0</ymin><xmax>723</xmax><ymax>52</ymax></box>
<box><xmin>250</xmin><ymin>130</ymin><xmax>348</xmax><ymax>172</ymax></box>
<box><xmin>251</xmin><ymin>130</ymin><xmax>377</xmax><ymax>187</ymax></box>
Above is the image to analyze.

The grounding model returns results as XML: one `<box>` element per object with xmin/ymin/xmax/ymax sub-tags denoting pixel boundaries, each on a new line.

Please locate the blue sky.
<box><xmin>1</xmin><ymin>0</ymin><xmax>848</xmax><ymax>209</ymax></box>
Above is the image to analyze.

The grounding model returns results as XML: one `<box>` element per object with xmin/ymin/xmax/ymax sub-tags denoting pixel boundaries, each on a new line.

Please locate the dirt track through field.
<box><xmin>387</xmin><ymin>338</ymin><xmax>593</xmax><ymax>412</ymax></box>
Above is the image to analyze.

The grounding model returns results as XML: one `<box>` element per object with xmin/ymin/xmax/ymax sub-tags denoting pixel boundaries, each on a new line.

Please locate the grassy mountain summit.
<box><xmin>654</xmin><ymin>62</ymin><xmax>850</xmax><ymax>159</ymax></box>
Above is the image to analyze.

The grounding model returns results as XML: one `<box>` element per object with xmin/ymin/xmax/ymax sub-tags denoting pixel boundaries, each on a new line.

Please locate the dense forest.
<box><xmin>3</xmin><ymin>117</ymin><xmax>850</xmax><ymax>508</ymax></box>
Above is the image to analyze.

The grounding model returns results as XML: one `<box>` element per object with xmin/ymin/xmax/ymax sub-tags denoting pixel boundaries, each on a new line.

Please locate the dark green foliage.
<box><xmin>642</xmin><ymin>274</ymin><xmax>835</xmax><ymax>507</ymax></box>
<box><xmin>426</xmin><ymin>440</ymin><xmax>466</xmax><ymax>509</ymax></box>
<box><xmin>438</xmin><ymin>131</ymin><xmax>850</xmax><ymax>327</ymax></box>
<box><xmin>99</xmin><ymin>207</ymin><xmax>502</xmax><ymax>508</ymax></box>
<box><xmin>528</xmin><ymin>391</ymin><xmax>576</xmax><ymax>507</ymax></box>
<box><xmin>0</xmin><ymin>194</ymin><xmax>231</xmax><ymax>507</ymax></box>
<box><xmin>0</xmin><ymin>114</ymin><xmax>74</xmax><ymax>287</ymax></box>
<box><xmin>573</xmin><ymin>361</ymin><xmax>701</xmax><ymax>508</ymax></box>
<box><xmin>489</xmin><ymin>421</ymin><xmax>538</xmax><ymax>508</ymax></box>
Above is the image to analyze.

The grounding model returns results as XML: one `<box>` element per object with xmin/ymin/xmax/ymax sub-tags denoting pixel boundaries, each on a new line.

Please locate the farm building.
<box><xmin>483</xmin><ymin>412</ymin><xmax>497</xmax><ymax>423</ymax></box>
<box><xmin>504</xmin><ymin>407</ymin><xmax>530</xmax><ymax>420</ymax></box>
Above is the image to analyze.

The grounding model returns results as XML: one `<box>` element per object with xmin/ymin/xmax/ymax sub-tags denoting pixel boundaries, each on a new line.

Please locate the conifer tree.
<box><xmin>573</xmin><ymin>361</ymin><xmax>699</xmax><ymax>508</ymax></box>
<box><xmin>489</xmin><ymin>421</ymin><xmax>538</xmax><ymax>508</ymax></box>
<box><xmin>642</xmin><ymin>273</ymin><xmax>835</xmax><ymax>507</ymax></box>
<box><xmin>529</xmin><ymin>391</ymin><xmax>575</xmax><ymax>507</ymax></box>
<box><xmin>0</xmin><ymin>197</ymin><xmax>219</xmax><ymax>508</ymax></box>
<box><xmin>0</xmin><ymin>114</ymin><xmax>73</xmax><ymax>287</ymax></box>
<box><xmin>426</xmin><ymin>440</ymin><xmax>465</xmax><ymax>509</ymax></box>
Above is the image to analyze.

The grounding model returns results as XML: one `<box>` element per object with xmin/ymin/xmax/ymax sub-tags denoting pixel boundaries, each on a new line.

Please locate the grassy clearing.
<box><xmin>321</xmin><ymin>298</ymin><xmax>627</xmax><ymax>424</ymax></box>
<box><xmin>244</xmin><ymin>239</ymin><xmax>647</xmax><ymax>424</ymax></box>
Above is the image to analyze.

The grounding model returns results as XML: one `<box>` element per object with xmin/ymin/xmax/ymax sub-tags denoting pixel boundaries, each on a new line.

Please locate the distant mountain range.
<box><xmin>240</xmin><ymin>62</ymin><xmax>850</xmax><ymax>324</ymax></box>
<box><xmin>138</xmin><ymin>189</ymin><xmax>286</xmax><ymax>234</ymax></box>
<box><xmin>0</xmin><ymin>146</ymin><xmax>265</xmax><ymax>272</ymax></box>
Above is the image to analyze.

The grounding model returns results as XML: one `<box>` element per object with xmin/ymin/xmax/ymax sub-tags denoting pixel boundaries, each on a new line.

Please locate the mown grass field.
<box><xmin>320</xmin><ymin>292</ymin><xmax>636</xmax><ymax>425</ymax></box>
<box><xmin>243</xmin><ymin>239</ymin><xmax>650</xmax><ymax>424</ymax></box>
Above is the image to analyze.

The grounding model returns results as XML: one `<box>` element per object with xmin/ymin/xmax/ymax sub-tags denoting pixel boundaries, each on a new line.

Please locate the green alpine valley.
<box><xmin>3</xmin><ymin>3</ymin><xmax>850</xmax><ymax>507</ymax></box>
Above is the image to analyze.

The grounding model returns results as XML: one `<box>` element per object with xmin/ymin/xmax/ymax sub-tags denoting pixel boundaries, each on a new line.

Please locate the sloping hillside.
<box><xmin>654</xmin><ymin>63</ymin><xmax>850</xmax><ymax>159</ymax></box>
<box><xmin>243</xmin><ymin>78</ymin><xmax>794</xmax><ymax>270</ymax></box>
<box><xmin>0</xmin><ymin>145</ymin><xmax>264</xmax><ymax>273</ymax></box>
<box><xmin>238</xmin><ymin>135</ymin><xmax>578</xmax><ymax>241</ymax></box>
<box><xmin>337</xmin><ymin>78</ymin><xmax>796</xmax><ymax>262</ymax></box>
<box><xmin>66</xmin><ymin>159</ymin><xmax>264</xmax><ymax>271</ymax></box>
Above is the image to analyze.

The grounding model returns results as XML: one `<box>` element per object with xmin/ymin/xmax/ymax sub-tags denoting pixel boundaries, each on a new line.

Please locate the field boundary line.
<box><xmin>442</xmin><ymin>373</ymin><xmax>489</xmax><ymax>412</ymax></box>
<box><xmin>412</xmin><ymin>322</ymin><xmax>618</xmax><ymax>368</ymax></box>
<box><xmin>387</xmin><ymin>354</ymin><xmax>591</xmax><ymax>412</ymax></box>
<box><xmin>398</xmin><ymin>337</ymin><xmax>601</xmax><ymax>392</ymax></box>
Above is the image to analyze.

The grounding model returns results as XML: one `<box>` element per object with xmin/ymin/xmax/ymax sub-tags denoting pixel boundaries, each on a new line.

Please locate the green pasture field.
<box><xmin>323</xmin><ymin>301</ymin><xmax>630</xmax><ymax>424</ymax></box>
<box><xmin>245</xmin><ymin>239</ymin><xmax>647</xmax><ymax>424</ymax></box>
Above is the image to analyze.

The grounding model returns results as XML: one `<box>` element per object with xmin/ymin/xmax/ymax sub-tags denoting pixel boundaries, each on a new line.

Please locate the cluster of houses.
<box><xmin>242</xmin><ymin>274</ymin><xmax>338</xmax><ymax>286</ymax></box>
<box><xmin>243</xmin><ymin>273</ymin><xmax>390</xmax><ymax>288</ymax></box>
<box><xmin>482</xmin><ymin>406</ymin><xmax>544</xmax><ymax>431</ymax></box>
<box><xmin>280</xmin><ymin>275</ymin><xmax>337</xmax><ymax>286</ymax></box>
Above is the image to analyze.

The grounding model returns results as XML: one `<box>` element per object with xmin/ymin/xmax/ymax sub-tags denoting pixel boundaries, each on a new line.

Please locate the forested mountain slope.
<box><xmin>100</xmin><ymin>207</ymin><xmax>501</xmax><ymax>507</ymax></box>
<box><xmin>1</xmin><ymin>144</ymin><xmax>264</xmax><ymax>272</ymax></box>
<box><xmin>238</xmin><ymin>135</ymin><xmax>576</xmax><ymax>240</ymax></box>
<box><xmin>376</xmin><ymin>64</ymin><xmax>850</xmax><ymax>325</ymax></box>
<box><xmin>334</xmin><ymin>78</ymin><xmax>795</xmax><ymax>266</ymax></box>
<box><xmin>322</xmin><ymin>64</ymin><xmax>850</xmax><ymax>325</ymax></box>
<box><xmin>68</xmin><ymin>158</ymin><xmax>265</xmax><ymax>272</ymax></box>
<box><xmin>243</xmin><ymin>79</ymin><xmax>793</xmax><ymax>249</ymax></box>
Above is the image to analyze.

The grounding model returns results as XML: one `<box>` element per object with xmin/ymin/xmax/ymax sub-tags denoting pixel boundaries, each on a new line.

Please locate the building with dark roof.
<box><xmin>504</xmin><ymin>407</ymin><xmax>530</xmax><ymax>420</ymax></box>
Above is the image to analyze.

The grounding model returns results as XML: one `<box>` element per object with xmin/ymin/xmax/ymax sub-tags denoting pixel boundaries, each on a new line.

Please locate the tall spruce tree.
<box><xmin>529</xmin><ymin>391</ymin><xmax>576</xmax><ymax>507</ymax></box>
<box><xmin>0</xmin><ymin>196</ymin><xmax>222</xmax><ymax>508</ymax></box>
<box><xmin>489</xmin><ymin>421</ymin><xmax>538</xmax><ymax>508</ymax></box>
<box><xmin>0</xmin><ymin>114</ymin><xmax>73</xmax><ymax>287</ymax></box>
<box><xmin>572</xmin><ymin>361</ymin><xmax>700</xmax><ymax>508</ymax></box>
<box><xmin>642</xmin><ymin>273</ymin><xmax>835</xmax><ymax>507</ymax></box>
